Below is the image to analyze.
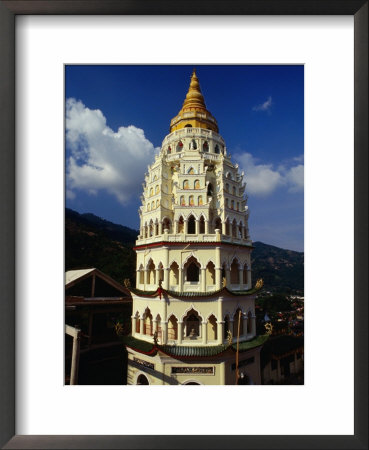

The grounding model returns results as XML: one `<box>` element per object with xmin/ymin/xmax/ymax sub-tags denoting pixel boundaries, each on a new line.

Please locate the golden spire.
<box><xmin>170</xmin><ymin>69</ymin><xmax>219</xmax><ymax>133</ymax></box>
<box><xmin>181</xmin><ymin>69</ymin><xmax>207</xmax><ymax>112</ymax></box>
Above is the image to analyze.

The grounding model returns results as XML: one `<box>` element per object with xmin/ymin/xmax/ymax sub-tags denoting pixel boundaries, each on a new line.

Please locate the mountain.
<box><xmin>251</xmin><ymin>241</ymin><xmax>304</xmax><ymax>294</ymax></box>
<box><xmin>65</xmin><ymin>208</ymin><xmax>138</xmax><ymax>284</ymax></box>
<box><xmin>65</xmin><ymin>209</ymin><xmax>304</xmax><ymax>293</ymax></box>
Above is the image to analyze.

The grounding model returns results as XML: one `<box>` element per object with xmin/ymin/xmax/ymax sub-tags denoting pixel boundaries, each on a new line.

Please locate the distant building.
<box><xmin>65</xmin><ymin>268</ymin><xmax>132</xmax><ymax>384</ymax></box>
<box><xmin>261</xmin><ymin>335</ymin><xmax>304</xmax><ymax>384</ymax></box>
<box><xmin>123</xmin><ymin>70</ymin><xmax>265</xmax><ymax>385</ymax></box>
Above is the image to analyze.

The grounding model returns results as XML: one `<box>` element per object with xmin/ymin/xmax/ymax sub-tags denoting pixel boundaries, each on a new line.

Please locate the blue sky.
<box><xmin>65</xmin><ymin>65</ymin><xmax>304</xmax><ymax>251</ymax></box>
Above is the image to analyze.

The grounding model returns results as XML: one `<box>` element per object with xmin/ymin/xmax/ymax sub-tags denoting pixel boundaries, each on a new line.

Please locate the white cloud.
<box><xmin>234</xmin><ymin>152</ymin><xmax>304</xmax><ymax>196</ymax></box>
<box><xmin>252</xmin><ymin>96</ymin><xmax>272</xmax><ymax>112</ymax></box>
<box><xmin>66</xmin><ymin>98</ymin><xmax>158</xmax><ymax>204</ymax></box>
<box><xmin>285</xmin><ymin>164</ymin><xmax>304</xmax><ymax>192</ymax></box>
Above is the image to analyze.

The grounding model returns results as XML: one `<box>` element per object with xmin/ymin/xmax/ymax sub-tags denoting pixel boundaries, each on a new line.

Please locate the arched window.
<box><xmin>199</xmin><ymin>216</ymin><xmax>205</xmax><ymax>234</ymax></box>
<box><xmin>230</xmin><ymin>200</ymin><xmax>234</xmax><ymax>210</ymax></box>
<box><xmin>222</xmin><ymin>263</ymin><xmax>226</xmax><ymax>281</ymax></box>
<box><xmin>194</xmin><ymin>179</ymin><xmax>200</xmax><ymax>189</ymax></box>
<box><xmin>151</xmin><ymin>201</ymin><xmax>155</xmax><ymax>210</ymax></box>
<box><xmin>243</xmin><ymin>264</ymin><xmax>248</xmax><ymax>284</ymax></box>
<box><xmin>239</xmin><ymin>223</ymin><xmax>243</xmax><ymax>238</ymax></box>
<box><xmin>156</xmin><ymin>199</ymin><xmax>160</xmax><ymax>209</ymax></box>
<box><xmin>225</xmin><ymin>219</ymin><xmax>230</xmax><ymax>235</ymax></box>
<box><xmin>232</xmin><ymin>219</ymin><xmax>237</xmax><ymax>237</ymax></box>
<box><xmin>144</xmin><ymin>308</ymin><xmax>153</xmax><ymax>336</ymax></box>
<box><xmin>178</xmin><ymin>216</ymin><xmax>184</xmax><ymax>233</ymax></box>
<box><xmin>183</xmin><ymin>179</ymin><xmax>189</xmax><ymax>189</ymax></box>
<box><xmin>158</xmin><ymin>263</ymin><xmax>164</xmax><ymax>284</ymax></box>
<box><xmin>233</xmin><ymin>308</ymin><xmax>244</xmax><ymax>336</ymax></box>
<box><xmin>207</xmin><ymin>183</ymin><xmax>213</xmax><ymax>196</ymax></box>
<box><xmin>156</xmin><ymin>314</ymin><xmax>162</xmax><ymax>340</ymax></box>
<box><xmin>198</xmin><ymin>196</ymin><xmax>203</xmax><ymax>206</ymax></box>
<box><xmin>225</xmin><ymin>198</ymin><xmax>229</xmax><ymax>208</ymax></box>
<box><xmin>207</xmin><ymin>315</ymin><xmax>217</xmax><ymax>341</ymax></box>
<box><xmin>154</xmin><ymin>220</ymin><xmax>159</xmax><ymax>235</ymax></box>
<box><xmin>147</xmin><ymin>260</ymin><xmax>156</xmax><ymax>285</ymax></box>
<box><xmin>224</xmin><ymin>315</ymin><xmax>230</xmax><ymax>338</ymax></box>
<box><xmin>230</xmin><ymin>259</ymin><xmax>240</xmax><ymax>284</ymax></box>
<box><xmin>232</xmin><ymin>186</ymin><xmax>236</xmax><ymax>195</ymax></box>
<box><xmin>190</xmin><ymin>139</ymin><xmax>197</xmax><ymax>150</ymax></box>
<box><xmin>203</xmin><ymin>141</ymin><xmax>209</xmax><ymax>152</ymax></box>
<box><xmin>135</xmin><ymin>312</ymin><xmax>140</xmax><ymax>333</ymax></box>
<box><xmin>206</xmin><ymin>261</ymin><xmax>215</xmax><ymax>285</ymax></box>
<box><xmin>189</xmin><ymin>195</ymin><xmax>194</xmax><ymax>207</ymax></box>
<box><xmin>187</xmin><ymin>215</ymin><xmax>196</xmax><ymax>234</ymax></box>
<box><xmin>188</xmin><ymin>167</ymin><xmax>195</xmax><ymax>174</ymax></box>
<box><xmin>147</xmin><ymin>203</ymin><xmax>151</xmax><ymax>212</ymax></box>
<box><xmin>163</xmin><ymin>217</ymin><xmax>171</xmax><ymax>232</ymax></box>
<box><xmin>184</xmin><ymin>124</ymin><xmax>192</xmax><ymax>128</ymax></box>
<box><xmin>149</xmin><ymin>187</ymin><xmax>153</xmax><ymax>197</ymax></box>
<box><xmin>144</xmin><ymin>224</ymin><xmax>148</xmax><ymax>238</ymax></box>
<box><xmin>139</xmin><ymin>264</ymin><xmax>144</xmax><ymax>284</ymax></box>
<box><xmin>184</xmin><ymin>309</ymin><xmax>201</xmax><ymax>337</ymax></box>
<box><xmin>149</xmin><ymin>220</ymin><xmax>153</xmax><ymax>237</ymax></box>
<box><xmin>137</xmin><ymin>374</ymin><xmax>149</xmax><ymax>385</ymax></box>
<box><xmin>225</xmin><ymin>183</ymin><xmax>230</xmax><ymax>193</ymax></box>
<box><xmin>185</xmin><ymin>256</ymin><xmax>200</xmax><ymax>282</ymax></box>
<box><xmin>167</xmin><ymin>146</ymin><xmax>171</xmax><ymax>154</ymax></box>
<box><xmin>214</xmin><ymin>217</ymin><xmax>222</xmax><ymax>231</ymax></box>
<box><xmin>247</xmin><ymin>311</ymin><xmax>252</xmax><ymax>335</ymax></box>
<box><xmin>176</xmin><ymin>141</ymin><xmax>183</xmax><ymax>152</ymax></box>
<box><xmin>236</xmin><ymin>202</ymin><xmax>239</xmax><ymax>211</ymax></box>
<box><xmin>168</xmin><ymin>315</ymin><xmax>178</xmax><ymax>340</ymax></box>
<box><xmin>214</xmin><ymin>144</ymin><xmax>220</xmax><ymax>154</ymax></box>
<box><xmin>155</xmin><ymin>185</ymin><xmax>159</xmax><ymax>194</ymax></box>
<box><xmin>169</xmin><ymin>262</ymin><xmax>179</xmax><ymax>286</ymax></box>
<box><xmin>180</xmin><ymin>195</ymin><xmax>185</xmax><ymax>206</ymax></box>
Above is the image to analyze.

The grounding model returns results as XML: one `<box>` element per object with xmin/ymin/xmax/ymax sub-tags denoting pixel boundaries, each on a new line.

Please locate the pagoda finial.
<box><xmin>182</xmin><ymin>69</ymin><xmax>206</xmax><ymax>111</ymax></box>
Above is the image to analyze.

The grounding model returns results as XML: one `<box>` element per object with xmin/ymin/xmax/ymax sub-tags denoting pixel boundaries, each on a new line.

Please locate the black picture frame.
<box><xmin>0</xmin><ymin>1</ymin><xmax>367</xmax><ymax>449</ymax></box>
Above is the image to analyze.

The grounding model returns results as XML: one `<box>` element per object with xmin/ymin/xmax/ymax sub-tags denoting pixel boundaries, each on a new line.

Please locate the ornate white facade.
<box><xmin>125</xmin><ymin>70</ymin><xmax>262</xmax><ymax>385</ymax></box>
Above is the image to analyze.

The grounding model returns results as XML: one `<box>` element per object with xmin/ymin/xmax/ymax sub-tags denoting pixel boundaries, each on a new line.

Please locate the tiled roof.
<box><xmin>121</xmin><ymin>334</ymin><xmax>269</xmax><ymax>358</ymax></box>
<box><xmin>129</xmin><ymin>285</ymin><xmax>261</xmax><ymax>299</ymax></box>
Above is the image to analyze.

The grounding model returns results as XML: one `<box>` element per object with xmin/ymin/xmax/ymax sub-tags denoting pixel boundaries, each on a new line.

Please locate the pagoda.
<box><xmin>123</xmin><ymin>69</ymin><xmax>266</xmax><ymax>385</ymax></box>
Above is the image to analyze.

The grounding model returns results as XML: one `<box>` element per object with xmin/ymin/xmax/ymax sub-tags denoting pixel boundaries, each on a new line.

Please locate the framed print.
<box><xmin>0</xmin><ymin>1</ymin><xmax>367</xmax><ymax>449</ymax></box>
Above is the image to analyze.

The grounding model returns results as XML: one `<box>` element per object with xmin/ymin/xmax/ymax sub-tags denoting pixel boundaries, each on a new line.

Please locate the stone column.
<box><xmin>178</xmin><ymin>321</ymin><xmax>183</xmax><ymax>344</ymax></box>
<box><xmin>163</xmin><ymin>268</ymin><xmax>169</xmax><ymax>290</ymax></box>
<box><xmin>215</xmin><ymin>246</ymin><xmax>222</xmax><ymax>289</ymax></box>
<box><xmin>251</xmin><ymin>315</ymin><xmax>256</xmax><ymax>336</ymax></box>
<box><xmin>247</xmin><ymin>269</ymin><xmax>252</xmax><ymax>289</ymax></box>
<box><xmin>202</xmin><ymin>322</ymin><xmax>207</xmax><ymax>344</ymax></box>
<box><xmin>195</xmin><ymin>219</ymin><xmax>200</xmax><ymax>235</ymax></box>
<box><xmin>146</xmin><ymin>269</ymin><xmax>150</xmax><ymax>285</ymax></box>
<box><xmin>243</xmin><ymin>316</ymin><xmax>248</xmax><ymax>336</ymax></box>
<box><xmin>226</xmin><ymin>268</ymin><xmax>231</xmax><ymax>287</ymax></box>
<box><xmin>159</xmin><ymin>221</ymin><xmax>163</xmax><ymax>235</ymax></box>
<box><xmin>156</xmin><ymin>268</ymin><xmax>160</xmax><ymax>285</ymax></box>
<box><xmin>178</xmin><ymin>267</ymin><xmax>183</xmax><ymax>291</ymax></box>
<box><xmin>164</xmin><ymin>228</ymin><xmax>169</xmax><ymax>241</ymax></box>
<box><xmin>174</xmin><ymin>220</ymin><xmax>179</xmax><ymax>234</ymax></box>
<box><xmin>201</xmin><ymin>267</ymin><xmax>206</xmax><ymax>292</ymax></box>
<box><xmin>162</xmin><ymin>321</ymin><xmax>168</xmax><ymax>344</ymax></box>
<box><xmin>222</xmin><ymin>221</ymin><xmax>227</xmax><ymax>235</ymax></box>
<box><xmin>205</xmin><ymin>220</ymin><xmax>209</xmax><ymax>234</ymax></box>
<box><xmin>215</xmin><ymin>228</ymin><xmax>221</xmax><ymax>242</ymax></box>
<box><xmin>139</xmin><ymin>318</ymin><xmax>144</xmax><ymax>335</ymax></box>
<box><xmin>153</xmin><ymin>319</ymin><xmax>158</xmax><ymax>335</ymax></box>
<box><xmin>217</xmin><ymin>321</ymin><xmax>224</xmax><ymax>344</ymax></box>
<box><xmin>131</xmin><ymin>315</ymin><xmax>137</xmax><ymax>337</ymax></box>
<box><xmin>184</xmin><ymin>219</ymin><xmax>188</xmax><ymax>234</ymax></box>
<box><xmin>238</xmin><ymin>268</ymin><xmax>243</xmax><ymax>288</ymax></box>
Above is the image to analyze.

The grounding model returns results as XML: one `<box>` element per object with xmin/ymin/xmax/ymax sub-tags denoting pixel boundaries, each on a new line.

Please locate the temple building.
<box><xmin>122</xmin><ymin>69</ymin><xmax>266</xmax><ymax>385</ymax></box>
